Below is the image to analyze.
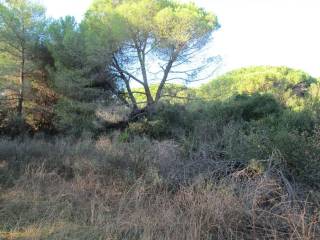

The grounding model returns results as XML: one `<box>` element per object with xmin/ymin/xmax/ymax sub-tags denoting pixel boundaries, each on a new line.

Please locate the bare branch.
<box><xmin>161</xmin><ymin>94</ymin><xmax>201</xmax><ymax>101</ymax></box>
<box><xmin>131</xmin><ymin>91</ymin><xmax>147</xmax><ymax>95</ymax></box>
<box><xmin>112</xmin><ymin>56</ymin><xmax>144</xmax><ymax>86</ymax></box>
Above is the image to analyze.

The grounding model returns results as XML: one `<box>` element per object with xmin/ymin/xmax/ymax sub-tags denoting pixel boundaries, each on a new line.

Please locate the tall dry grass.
<box><xmin>0</xmin><ymin>136</ymin><xmax>319</xmax><ymax>239</ymax></box>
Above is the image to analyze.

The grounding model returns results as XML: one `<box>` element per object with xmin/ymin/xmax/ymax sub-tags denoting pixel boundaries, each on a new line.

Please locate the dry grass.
<box><xmin>0</xmin><ymin>136</ymin><xmax>319</xmax><ymax>240</ymax></box>
<box><xmin>96</xmin><ymin>105</ymin><xmax>131</xmax><ymax>124</ymax></box>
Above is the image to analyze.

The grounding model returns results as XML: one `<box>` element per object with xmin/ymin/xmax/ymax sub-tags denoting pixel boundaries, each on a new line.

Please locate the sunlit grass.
<box><xmin>0</xmin><ymin>224</ymin><xmax>58</xmax><ymax>240</ymax></box>
<box><xmin>0</xmin><ymin>223</ymin><xmax>106</xmax><ymax>240</ymax></box>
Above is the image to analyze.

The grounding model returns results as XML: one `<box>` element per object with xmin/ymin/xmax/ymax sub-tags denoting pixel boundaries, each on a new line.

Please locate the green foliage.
<box><xmin>46</xmin><ymin>16</ymin><xmax>116</xmax><ymax>135</ymax></box>
<box><xmin>53</xmin><ymin>98</ymin><xmax>99</xmax><ymax>136</ymax></box>
<box><xmin>200</xmin><ymin>66</ymin><xmax>317</xmax><ymax>109</ymax></box>
<box><xmin>47</xmin><ymin>16</ymin><xmax>85</xmax><ymax>69</ymax></box>
<box><xmin>86</xmin><ymin>0</ymin><xmax>218</xmax><ymax>53</ymax></box>
<box><xmin>84</xmin><ymin>0</ymin><xmax>219</xmax><ymax>107</ymax></box>
<box><xmin>126</xmin><ymin>93</ymin><xmax>283</xmax><ymax>141</ymax></box>
<box><xmin>47</xmin><ymin>16</ymin><xmax>90</xmax><ymax>100</ymax></box>
<box><xmin>230</xmin><ymin>93</ymin><xmax>283</xmax><ymax>121</ymax></box>
<box><xmin>191</xmin><ymin>93</ymin><xmax>283</xmax><ymax>125</ymax></box>
<box><xmin>125</xmin><ymin>89</ymin><xmax>319</xmax><ymax>185</ymax></box>
<box><xmin>0</xmin><ymin>0</ymin><xmax>47</xmax><ymax>83</ymax></box>
<box><xmin>0</xmin><ymin>0</ymin><xmax>56</xmax><ymax>133</ymax></box>
<box><xmin>49</xmin><ymin>67</ymin><xmax>104</xmax><ymax>102</ymax></box>
<box><xmin>0</xmin><ymin>0</ymin><xmax>46</xmax><ymax>55</ymax></box>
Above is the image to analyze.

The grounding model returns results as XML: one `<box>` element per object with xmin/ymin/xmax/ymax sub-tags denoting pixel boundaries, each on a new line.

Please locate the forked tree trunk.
<box><xmin>155</xmin><ymin>59</ymin><xmax>175</xmax><ymax>103</ymax></box>
<box><xmin>140</xmin><ymin>58</ymin><xmax>153</xmax><ymax>106</ymax></box>
<box><xmin>136</xmin><ymin>47</ymin><xmax>154</xmax><ymax>107</ymax></box>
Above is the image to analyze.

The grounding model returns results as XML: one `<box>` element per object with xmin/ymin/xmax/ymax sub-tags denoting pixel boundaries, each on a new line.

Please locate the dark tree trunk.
<box><xmin>17</xmin><ymin>49</ymin><xmax>25</xmax><ymax>117</ymax></box>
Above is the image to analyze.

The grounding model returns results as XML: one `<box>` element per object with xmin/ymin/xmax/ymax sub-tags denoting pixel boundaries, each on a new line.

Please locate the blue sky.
<box><xmin>41</xmin><ymin>0</ymin><xmax>320</xmax><ymax>77</ymax></box>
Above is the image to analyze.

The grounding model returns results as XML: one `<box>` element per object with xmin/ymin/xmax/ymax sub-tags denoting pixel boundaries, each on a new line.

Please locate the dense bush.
<box><xmin>139</xmin><ymin>94</ymin><xmax>319</xmax><ymax>184</ymax></box>
<box><xmin>230</xmin><ymin>93</ymin><xmax>283</xmax><ymax>121</ymax></box>
<box><xmin>53</xmin><ymin>98</ymin><xmax>100</xmax><ymax>136</ymax></box>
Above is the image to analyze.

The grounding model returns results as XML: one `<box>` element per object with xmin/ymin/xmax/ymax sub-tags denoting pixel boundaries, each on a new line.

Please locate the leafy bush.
<box><xmin>53</xmin><ymin>98</ymin><xmax>100</xmax><ymax>136</ymax></box>
<box><xmin>227</xmin><ymin>93</ymin><xmax>283</xmax><ymax>121</ymax></box>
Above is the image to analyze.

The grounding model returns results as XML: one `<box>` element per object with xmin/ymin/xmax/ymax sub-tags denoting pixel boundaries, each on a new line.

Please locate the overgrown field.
<box><xmin>0</xmin><ymin>135</ymin><xmax>319</xmax><ymax>240</ymax></box>
<box><xmin>1</xmin><ymin>66</ymin><xmax>320</xmax><ymax>239</ymax></box>
<box><xmin>1</xmin><ymin>0</ymin><xmax>319</xmax><ymax>237</ymax></box>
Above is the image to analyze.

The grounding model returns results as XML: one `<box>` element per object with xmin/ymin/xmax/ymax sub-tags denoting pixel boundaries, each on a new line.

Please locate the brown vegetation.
<box><xmin>0</xmin><ymin>136</ymin><xmax>319</xmax><ymax>240</ymax></box>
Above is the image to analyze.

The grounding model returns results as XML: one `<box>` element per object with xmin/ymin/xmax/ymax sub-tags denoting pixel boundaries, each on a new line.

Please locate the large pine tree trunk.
<box><xmin>17</xmin><ymin>50</ymin><xmax>25</xmax><ymax>117</ymax></box>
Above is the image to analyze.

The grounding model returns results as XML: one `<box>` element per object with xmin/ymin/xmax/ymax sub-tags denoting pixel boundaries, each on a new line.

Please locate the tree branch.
<box><xmin>112</xmin><ymin>56</ymin><xmax>144</xmax><ymax>85</ymax></box>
